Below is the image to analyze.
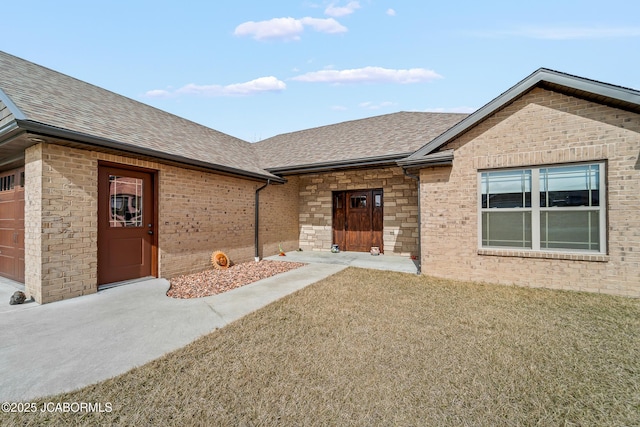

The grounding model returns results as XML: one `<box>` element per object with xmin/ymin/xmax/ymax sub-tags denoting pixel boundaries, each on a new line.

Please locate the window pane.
<box><xmin>540</xmin><ymin>211</ymin><xmax>600</xmax><ymax>251</ymax></box>
<box><xmin>540</xmin><ymin>165</ymin><xmax>599</xmax><ymax>207</ymax></box>
<box><xmin>482</xmin><ymin>211</ymin><xmax>532</xmax><ymax>248</ymax></box>
<box><xmin>109</xmin><ymin>175</ymin><xmax>143</xmax><ymax>227</ymax></box>
<box><xmin>335</xmin><ymin>195</ymin><xmax>343</xmax><ymax>209</ymax></box>
<box><xmin>350</xmin><ymin>195</ymin><xmax>367</xmax><ymax>208</ymax></box>
<box><xmin>482</xmin><ymin>170</ymin><xmax>531</xmax><ymax>208</ymax></box>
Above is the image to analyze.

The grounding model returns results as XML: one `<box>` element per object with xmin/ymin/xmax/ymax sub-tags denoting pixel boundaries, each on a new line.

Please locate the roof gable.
<box><xmin>400</xmin><ymin>68</ymin><xmax>640</xmax><ymax>167</ymax></box>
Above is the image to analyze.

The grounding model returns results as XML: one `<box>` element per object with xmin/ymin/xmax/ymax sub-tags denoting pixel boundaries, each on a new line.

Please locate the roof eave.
<box><xmin>397</xmin><ymin>149</ymin><xmax>454</xmax><ymax>169</ymax></box>
<box><xmin>15</xmin><ymin>119</ymin><xmax>284</xmax><ymax>183</ymax></box>
<box><xmin>265</xmin><ymin>153</ymin><xmax>412</xmax><ymax>175</ymax></box>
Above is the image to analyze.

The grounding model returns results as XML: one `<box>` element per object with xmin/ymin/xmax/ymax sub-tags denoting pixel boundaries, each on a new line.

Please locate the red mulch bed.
<box><xmin>167</xmin><ymin>260</ymin><xmax>306</xmax><ymax>299</ymax></box>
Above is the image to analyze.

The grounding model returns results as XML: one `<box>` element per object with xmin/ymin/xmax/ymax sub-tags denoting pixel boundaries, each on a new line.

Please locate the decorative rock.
<box><xmin>9</xmin><ymin>291</ymin><xmax>26</xmax><ymax>305</ymax></box>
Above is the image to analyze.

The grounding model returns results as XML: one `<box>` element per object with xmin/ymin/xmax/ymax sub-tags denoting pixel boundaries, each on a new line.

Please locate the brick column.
<box><xmin>24</xmin><ymin>143</ymin><xmax>98</xmax><ymax>304</ymax></box>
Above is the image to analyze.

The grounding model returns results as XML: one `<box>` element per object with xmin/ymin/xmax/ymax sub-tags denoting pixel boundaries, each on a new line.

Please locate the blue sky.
<box><xmin>2</xmin><ymin>1</ymin><xmax>639</xmax><ymax>141</ymax></box>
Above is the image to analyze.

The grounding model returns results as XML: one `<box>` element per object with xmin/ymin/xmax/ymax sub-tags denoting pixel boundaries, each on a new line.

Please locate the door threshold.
<box><xmin>98</xmin><ymin>276</ymin><xmax>156</xmax><ymax>290</ymax></box>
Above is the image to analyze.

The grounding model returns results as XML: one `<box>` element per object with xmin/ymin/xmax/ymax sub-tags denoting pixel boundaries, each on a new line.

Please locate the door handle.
<box><xmin>148</xmin><ymin>230</ymin><xmax>153</xmax><ymax>235</ymax></box>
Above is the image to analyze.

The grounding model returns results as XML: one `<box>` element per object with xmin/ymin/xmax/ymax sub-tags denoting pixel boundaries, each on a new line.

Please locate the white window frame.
<box><xmin>478</xmin><ymin>162</ymin><xmax>606</xmax><ymax>254</ymax></box>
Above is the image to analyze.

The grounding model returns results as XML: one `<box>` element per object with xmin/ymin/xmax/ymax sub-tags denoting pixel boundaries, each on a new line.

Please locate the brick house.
<box><xmin>400</xmin><ymin>69</ymin><xmax>640</xmax><ymax>297</ymax></box>
<box><xmin>0</xmin><ymin>51</ymin><xmax>638</xmax><ymax>302</ymax></box>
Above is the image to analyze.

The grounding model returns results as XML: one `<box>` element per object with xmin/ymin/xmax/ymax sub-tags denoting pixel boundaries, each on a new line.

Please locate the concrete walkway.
<box><xmin>0</xmin><ymin>262</ymin><xmax>346</xmax><ymax>401</ymax></box>
<box><xmin>266</xmin><ymin>250</ymin><xmax>419</xmax><ymax>274</ymax></box>
<box><xmin>0</xmin><ymin>251</ymin><xmax>416</xmax><ymax>401</ymax></box>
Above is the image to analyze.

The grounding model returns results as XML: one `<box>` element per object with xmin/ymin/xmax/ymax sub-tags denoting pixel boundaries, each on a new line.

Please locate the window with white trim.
<box><xmin>479</xmin><ymin>162</ymin><xmax>606</xmax><ymax>253</ymax></box>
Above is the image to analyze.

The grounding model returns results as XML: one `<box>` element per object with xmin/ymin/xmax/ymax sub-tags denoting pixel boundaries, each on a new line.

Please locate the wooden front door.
<box><xmin>332</xmin><ymin>189</ymin><xmax>383</xmax><ymax>253</ymax></box>
<box><xmin>0</xmin><ymin>168</ymin><xmax>24</xmax><ymax>283</ymax></box>
<box><xmin>98</xmin><ymin>165</ymin><xmax>156</xmax><ymax>285</ymax></box>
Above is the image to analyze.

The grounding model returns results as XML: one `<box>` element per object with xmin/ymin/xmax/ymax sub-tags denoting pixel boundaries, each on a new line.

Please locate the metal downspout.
<box><xmin>403</xmin><ymin>169</ymin><xmax>421</xmax><ymax>274</ymax></box>
<box><xmin>254</xmin><ymin>180</ymin><xmax>271</xmax><ymax>261</ymax></box>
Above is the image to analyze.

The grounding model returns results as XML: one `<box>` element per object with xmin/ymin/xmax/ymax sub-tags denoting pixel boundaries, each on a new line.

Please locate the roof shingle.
<box><xmin>0</xmin><ymin>51</ymin><xmax>271</xmax><ymax>179</ymax></box>
<box><xmin>253</xmin><ymin>111</ymin><xmax>467</xmax><ymax>171</ymax></box>
<box><xmin>0</xmin><ymin>51</ymin><xmax>469</xmax><ymax>177</ymax></box>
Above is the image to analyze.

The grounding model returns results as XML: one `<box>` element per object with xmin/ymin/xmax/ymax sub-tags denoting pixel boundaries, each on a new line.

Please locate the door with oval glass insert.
<box><xmin>98</xmin><ymin>165</ymin><xmax>155</xmax><ymax>285</ymax></box>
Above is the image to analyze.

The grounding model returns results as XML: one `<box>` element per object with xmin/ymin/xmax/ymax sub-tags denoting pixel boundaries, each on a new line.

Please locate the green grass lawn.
<box><xmin>8</xmin><ymin>268</ymin><xmax>640</xmax><ymax>426</ymax></box>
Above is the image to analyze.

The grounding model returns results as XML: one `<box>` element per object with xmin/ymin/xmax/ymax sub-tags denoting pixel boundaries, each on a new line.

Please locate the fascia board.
<box><xmin>397</xmin><ymin>149</ymin><xmax>454</xmax><ymax>168</ymax></box>
<box><xmin>266</xmin><ymin>153</ymin><xmax>412</xmax><ymax>175</ymax></box>
<box><xmin>16</xmin><ymin>119</ymin><xmax>285</xmax><ymax>183</ymax></box>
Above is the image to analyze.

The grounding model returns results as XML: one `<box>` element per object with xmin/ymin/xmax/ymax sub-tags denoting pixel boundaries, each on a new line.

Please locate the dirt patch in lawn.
<box><xmin>167</xmin><ymin>260</ymin><xmax>306</xmax><ymax>298</ymax></box>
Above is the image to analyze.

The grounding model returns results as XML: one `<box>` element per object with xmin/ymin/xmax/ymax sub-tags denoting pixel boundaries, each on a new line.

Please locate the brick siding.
<box><xmin>419</xmin><ymin>87</ymin><xmax>640</xmax><ymax>297</ymax></box>
<box><xmin>24</xmin><ymin>143</ymin><xmax>298</xmax><ymax>303</ymax></box>
<box><xmin>25</xmin><ymin>143</ymin><xmax>97</xmax><ymax>303</ymax></box>
<box><xmin>258</xmin><ymin>176</ymin><xmax>300</xmax><ymax>258</ymax></box>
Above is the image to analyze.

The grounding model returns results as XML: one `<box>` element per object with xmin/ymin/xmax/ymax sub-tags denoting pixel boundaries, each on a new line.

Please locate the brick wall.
<box><xmin>297</xmin><ymin>167</ymin><xmax>418</xmax><ymax>255</ymax></box>
<box><xmin>258</xmin><ymin>176</ymin><xmax>300</xmax><ymax>257</ymax></box>
<box><xmin>24</xmin><ymin>143</ymin><xmax>298</xmax><ymax>303</ymax></box>
<box><xmin>25</xmin><ymin>143</ymin><xmax>98</xmax><ymax>303</ymax></box>
<box><xmin>420</xmin><ymin>87</ymin><xmax>640</xmax><ymax>297</ymax></box>
<box><xmin>157</xmin><ymin>165</ymin><xmax>298</xmax><ymax>277</ymax></box>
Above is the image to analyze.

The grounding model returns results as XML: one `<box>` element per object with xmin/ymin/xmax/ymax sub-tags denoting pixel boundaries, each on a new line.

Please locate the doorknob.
<box><xmin>148</xmin><ymin>230</ymin><xmax>153</xmax><ymax>235</ymax></box>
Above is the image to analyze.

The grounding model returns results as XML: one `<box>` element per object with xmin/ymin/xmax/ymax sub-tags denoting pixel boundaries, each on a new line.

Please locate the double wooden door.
<box><xmin>332</xmin><ymin>189</ymin><xmax>383</xmax><ymax>253</ymax></box>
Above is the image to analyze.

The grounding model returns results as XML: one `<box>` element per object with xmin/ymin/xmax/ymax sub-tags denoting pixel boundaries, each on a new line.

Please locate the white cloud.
<box><xmin>325</xmin><ymin>1</ymin><xmax>360</xmax><ymax>17</ymax></box>
<box><xmin>386</xmin><ymin>8</ymin><xmax>396</xmax><ymax>16</ymax></box>
<box><xmin>144</xmin><ymin>89</ymin><xmax>172</xmax><ymax>98</ymax></box>
<box><xmin>292</xmin><ymin>66</ymin><xmax>442</xmax><ymax>84</ymax></box>
<box><xmin>234</xmin><ymin>16</ymin><xmax>346</xmax><ymax>41</ymax></box>
<box><xmin>359</xmin><ymin>101</ymin><xmax>396</xmax><ymax>110</ymax></box>
<box><xmin>331</xmin><ymin>105</ymin><xmax>348</xmax><ymax>111</ymax></box>
<box><xmin>144</xmin><ymin>76</ymin><xmax>286</xmax><ymax>98</ymax></box>
<box><xmin>234</xmin><ymin>17</ymin><xmax>304</xmax><ymax>41</ymax></box>
<box><xmin>476</xmin><ymin>25</ymin><xmax>640</xmax><ymax>40</ymax></box>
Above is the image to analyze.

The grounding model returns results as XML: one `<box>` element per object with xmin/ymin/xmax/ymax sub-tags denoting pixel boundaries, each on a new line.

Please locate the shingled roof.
<box><xmin>0</xmin><ymin>51</ymin><xmax>468</xmax><ymax>179</ymax></box>
<box><xmin>253</xmin><ymin>111</ymin><xmax>467</xmax><ymax>173</ymax></box>
<box><xmin>0</xmin><ymin>51</ymin><xmax>277</xmax><ymax>181</ymax></box>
